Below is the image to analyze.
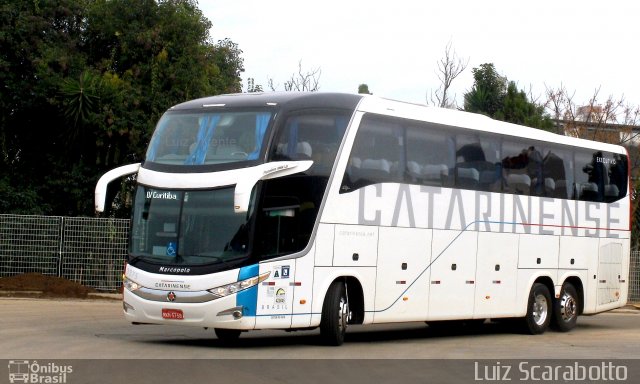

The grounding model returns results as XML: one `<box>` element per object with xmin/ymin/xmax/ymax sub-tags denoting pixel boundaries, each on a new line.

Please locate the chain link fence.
<box><xmin>0</xmin><ymin>214</ymin><xmax>129</xmax><ymax>292</ymax></box>
<box><xmin>0</xmin><ymin>213</ymin><xmax>639</xmax><ymax>301</ymax></box>
<box><xmin>631</xmin><ymin>251</ymin><xmax>640</xmax><ymax>303</ymax></box>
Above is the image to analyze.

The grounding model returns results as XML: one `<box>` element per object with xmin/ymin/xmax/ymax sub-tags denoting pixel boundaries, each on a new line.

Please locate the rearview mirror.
<box><xmin>234</xmin><ymin>160</ymin><xmax>313</xmax><ymax>213</ymax></box>
<box><xmin>95</xmin><ymin>163</ymin><xmax>141</xmax><ymax>213</ymax></box>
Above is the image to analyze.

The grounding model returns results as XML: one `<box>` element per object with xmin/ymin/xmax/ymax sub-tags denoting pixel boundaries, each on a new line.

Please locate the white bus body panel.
<box><xmin>474</xmin><ymin>232</ymin><xmax>519</xmax><ymax>318</ymax></box>
<box><xmin>374</xmin><ymin>226</ymin><xmax>431</xmax><ymax>322</ymax></box>
<box><xmin>333</xmin><ymin>225</ymin><xmax>378</xmax><ymax>267</ymax></box>
<box><xmin>427</xmin><ymin>229</ymin><xmax>477</xmax><ymax>320</ymax></box>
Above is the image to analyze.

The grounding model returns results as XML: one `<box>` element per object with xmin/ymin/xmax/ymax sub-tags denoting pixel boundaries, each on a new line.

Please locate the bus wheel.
<box><xmin>523</xmin><ymin>283</ymin><xmax>551</xmax><ymax>335</ymax></box>
<box><xmin>320</xmin><ymin>281</ymin><xmax>350</xmax><ymax>346</ymax></box>
<box><xmin>552</xmin><ymin>283</ymin><xmax>579</xmax><ymax>332</ymax></box>
<box><xmin>214</xmin><ymin>328</ymin><xmax>241</xmax><ymax>344</ymax></box>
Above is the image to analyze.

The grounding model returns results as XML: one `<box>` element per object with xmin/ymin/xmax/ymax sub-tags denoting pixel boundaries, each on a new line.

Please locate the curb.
<box><xmin>88</xmin><ymin>292</ymin><xmax>122</xmax><ymax>300</ymax></box>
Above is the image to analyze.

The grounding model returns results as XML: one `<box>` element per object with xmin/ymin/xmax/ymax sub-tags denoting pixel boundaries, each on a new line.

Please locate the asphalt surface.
<box><xmin>2</xmin><ymin>298</ymin><xmax>640</xmax><ymax>360</ymax></box>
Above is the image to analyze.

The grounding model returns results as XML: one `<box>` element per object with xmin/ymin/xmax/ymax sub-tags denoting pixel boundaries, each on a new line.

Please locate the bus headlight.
<box><xmin>207</xmin><ymin>271</ymin><xmax>270</xmax><ymax>299</ymax></box>
<box><xmin>123</xmin><ymin>276</ymin><xmax>143</xmax><ymax>292</ymax></box>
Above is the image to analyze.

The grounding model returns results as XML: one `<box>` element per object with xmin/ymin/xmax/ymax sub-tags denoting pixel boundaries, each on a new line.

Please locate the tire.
<box><xmin>523</xmin><ymin>283</ymin><xmax>552</xmax><ymax>335</ymax></box>
<box><xmin>320</xmin><ymin>281</ymin><xmax>350</xmax><ymax>346</ymax></box>
<box><xmin>214</xmin><ymin>328</ymin><xmax>241</xmax><ymax>344</ymax></box>
<box><xmin>551</xmin><ymin>282</ymin><xmax>579</xmax><ymax>332</ymax></box>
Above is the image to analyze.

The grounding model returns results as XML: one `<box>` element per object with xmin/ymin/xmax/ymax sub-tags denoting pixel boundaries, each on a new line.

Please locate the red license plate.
<box><xmin>162</xmin><ymin>308</ymin><xmax>184</xmax><ymax>320</ymax></box>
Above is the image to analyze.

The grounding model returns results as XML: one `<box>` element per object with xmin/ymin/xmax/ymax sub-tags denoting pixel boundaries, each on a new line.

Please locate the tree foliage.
<box><xmin>463</xmin><ymin>63</ymin><xmax>551</xmax><ymax>130</ymax></box>
<box><xmin>358</xmin><ymin>84</ymin><xmax>372</xmax><ymax>95</ymax></box>
<box><xmin>0</xmin><ymin>0</ymin><xmax>244</xmax><ymax>216</ymax></box>
<box><xmin>464</xmin><ymin>63</ymin><xmax>507</xmax><ymax>117</ymax></box>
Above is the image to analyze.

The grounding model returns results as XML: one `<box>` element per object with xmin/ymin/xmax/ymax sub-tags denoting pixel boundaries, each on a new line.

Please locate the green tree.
<box><xmin>0</xmin><ymin>0</ymin><xmax>244</xmax><ymax>216</ymax></box>
<box><xmin>463</xmin><ymin>63</ymin><xmax>551</xmax><ymax>130</ymax></box>
<box><xmin>358</xmin><ymin>84</ymin><xmax>372</xmax><ymax>94</ymax></box>
<box><xmin>499</xmin><ymin>82</ymin><xmax>552</xmax><ymax>130</ymax></box>
<box><xmin>463</xmin><ymin>63</ymin><xmax>506</xmax><ymax>117</ymax></box>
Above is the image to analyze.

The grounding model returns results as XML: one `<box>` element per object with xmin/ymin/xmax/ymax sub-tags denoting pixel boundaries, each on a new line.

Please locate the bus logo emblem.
<box><xmin>167</xmin><ymin>291</ymin><xmax>177</xmax><ymax>302</ymax></box>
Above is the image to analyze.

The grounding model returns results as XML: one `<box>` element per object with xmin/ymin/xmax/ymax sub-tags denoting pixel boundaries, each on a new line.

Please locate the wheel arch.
<box><xmin>532</xmin><ymin>275</ymin><xmax>555</xmax><ymax>299</ymax></box>
<box><xmin>316</xmin><ymin>274</ymin><xmax>365</xmax><ymax>325</ymax></box>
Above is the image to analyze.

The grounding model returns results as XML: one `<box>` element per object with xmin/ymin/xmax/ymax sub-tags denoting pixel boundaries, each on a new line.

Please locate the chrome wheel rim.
<box><xmin>559</xmin><ymin>292</ymin><xmax>577</xmax><ymax>322</ymax></box>
<box><xmin>533</xmin><ymin>294</ymin><xmax>548</xmax><ymax>326</ymax></box>
<box><xmin>338</xmin><ymin>296</ymin><xmax>349</xmax><ymax>334</ymax></box>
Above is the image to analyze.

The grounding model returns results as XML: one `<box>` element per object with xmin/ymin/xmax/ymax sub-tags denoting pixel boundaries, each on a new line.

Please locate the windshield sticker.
<box><xmin>146</xmin><ymin>191</ymin><xmax>178</xmax><ymax>200</ymax></box>
<box><xmin>272</xmin><ymin>265</ymin><xmax>290</xmax><ymax>279</ymax></box>
<box><xmin>166</xmin><ymin>242</ymin><xmax>176</xmax><ymax>257</ymax></box>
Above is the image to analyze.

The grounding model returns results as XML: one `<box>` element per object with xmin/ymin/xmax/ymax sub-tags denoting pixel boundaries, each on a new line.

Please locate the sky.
<box><xmin>201</xmin><ymin>0</ymin><xmax>640</xmax><ymax>109</ymax></box>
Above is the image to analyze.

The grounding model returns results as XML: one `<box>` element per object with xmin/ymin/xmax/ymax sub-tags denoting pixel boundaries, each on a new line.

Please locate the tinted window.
<box><xmin>406</xmin><ymin>124</ymin><xmax>454</xmax><ymax>187</ymax></box>
<box><xmin>340</xmin><ymin>113</ymin><xmax>627</xmax><ymax>203</ymax></box>
<box><xmin>263</xmin><ymin>110</ymin><xmax>352</xmax><ymax>258</ymax></box>
<box><xmin>541</xmin><ymin>146</ymin><xmax>573</xmax><ymax>199</ymax></box>
<box><xmin>607</xmin><ymin>153</ymin><xmax>628</xmax><ymax>201</ymax></box>
<box><xmin>129</xmin><ymin>187</ymin><xmax>250</xmax><ymax>265</ymax></box>
<box><xmin>575</xmin><ymin>150</ymin><xmax>627</xmax><ymax>202</ymax></box>
<box><xmin>146</xmin><ymin>111</ymin><xmax>273</xmax><ymax>165</ymax></box>
<box><xmin>269</xmin><ymin>112</ymin><xmax>350</xmax><ymax>177</ymax></box>
<box><xmin>342</xmin><ymin>115</ymin><xmax>403</xmax><ymax>191</ymax></box>
<box><xmin>455</xmin><ymin>133</ymin><xmax>501</xmax><ymax>192</ymax></box>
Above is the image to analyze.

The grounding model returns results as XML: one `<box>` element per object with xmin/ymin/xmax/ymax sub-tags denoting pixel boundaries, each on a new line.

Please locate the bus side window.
<box><xmin>454</xmin><ymin>134</ymin><xmax>501</xmax><ymax>192</ymax></box>
<box><xmin>575</xmin><ymin>150</ymin><xmax>607</xmax><ymax>202</ymax></box>
<box><xmin>405</xmin><ymin>125</ymin><xmax>453</xmax><ymax>188</ymax></box>
<box><xmin>501</xmin><ymin>141</ymin><xmax>538</xmax><ymax>196</ymax></box>
<box><xmin>341</xmin><ymin>115</ymin><xmax>402</xmax><ymax>192</ymax></box>
<box><xmin>607</xmin><ymin>153</ymin><xmax>628</xmax><ymax>201</ymax></box>
<box><xmin>542</xmin><ymin>147</ymin><xmax>572</xmax><ymax>199</ymax></box>
<box><xmin>574</xmin><ymin>150</ymin><xmax>627</xmax><ymax>203</ymax></box>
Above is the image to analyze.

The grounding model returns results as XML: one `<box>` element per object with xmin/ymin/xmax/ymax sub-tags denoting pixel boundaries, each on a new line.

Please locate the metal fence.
<box><xmin>0</xmin><ymin>213</ymin><xmax>639</xmax><ymax>301</ymax></box>
<box><xmin>631</xmin><ymin>251</ymin><xmax>640</xmax><ymax>303</ymax></box>
<box><xmin>0</xmin><ymin>214</ymin><xmax>129</xmax><ymax>291</ymax></box>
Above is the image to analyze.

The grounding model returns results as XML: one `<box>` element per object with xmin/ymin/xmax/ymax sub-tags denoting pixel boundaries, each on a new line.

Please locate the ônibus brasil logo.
<box><xmin>8</xmin><ymin>360</ymin><xmax>73</xmax><ymax>384</ymax></box>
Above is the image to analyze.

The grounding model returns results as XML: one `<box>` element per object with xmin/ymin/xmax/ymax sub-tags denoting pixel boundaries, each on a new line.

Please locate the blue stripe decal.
<box><xmin>238</xmin><ymin>264</ymin><xmax>259</xmax><ymax>280</ymax></box>
<box><xmin>236</xmin><ymin>264</ymin><xmax>260</xmax><ymax>316</ymax></box>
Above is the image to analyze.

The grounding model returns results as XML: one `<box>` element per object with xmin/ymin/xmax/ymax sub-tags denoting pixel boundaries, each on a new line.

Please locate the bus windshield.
<box><xmin>145</xmin><ymin>110</ymin><xmax>273</xmax><ymax>165</ymax></box>
<box><xmin>129</xmin><ymin>186</ymin><xmax>253</xmax><ymax>267</ymax></box>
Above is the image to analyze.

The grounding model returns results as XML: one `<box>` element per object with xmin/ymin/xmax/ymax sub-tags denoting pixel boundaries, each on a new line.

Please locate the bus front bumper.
<box><xmin>122</xmin><ymin>287</ymin><xmax>256</xmax><ymax>330</ymax></box>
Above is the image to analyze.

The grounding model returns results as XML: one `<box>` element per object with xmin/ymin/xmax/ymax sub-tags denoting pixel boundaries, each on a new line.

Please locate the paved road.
<box><xmin>2</xmin><ymin>298</ymin><xmax>640</xmax><ymax>360</ymax></box>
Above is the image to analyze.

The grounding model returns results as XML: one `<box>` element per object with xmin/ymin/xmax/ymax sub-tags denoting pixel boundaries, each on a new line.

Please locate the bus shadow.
<box><xmin>135</xmin><ymin>319</ymin><xmax>606</xmax><ymax>349</ymax></box>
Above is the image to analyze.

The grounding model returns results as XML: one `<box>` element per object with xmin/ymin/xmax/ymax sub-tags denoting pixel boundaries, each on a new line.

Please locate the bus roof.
<box><xmin>170</xmin><ymin>92</ymin><xmax>626</xmax><ymax>155</ymax></box>
<box><xmin>169</xmin><ymin>92</ymin><xmax>363</xmax><ymax>112</ymax></box>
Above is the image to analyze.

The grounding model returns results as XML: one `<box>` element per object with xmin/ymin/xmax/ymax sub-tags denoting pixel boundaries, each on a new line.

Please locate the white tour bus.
<box><xmin>96</xmin><ymin>92</ymin><xmax>630</xmax><ymax>345</ymax></box>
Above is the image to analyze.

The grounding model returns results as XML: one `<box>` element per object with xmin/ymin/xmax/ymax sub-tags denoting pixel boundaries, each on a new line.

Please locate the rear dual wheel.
<box><xmin>524</xmin><ymin>282</ymin><xmax>579</xmax><ymax>334</ymax></box>
<box><xmin>552</xmin><ymin>283</ymin><xmax>579</xmax><ymax>332</ymax></box>
<box><xmin>523</xmin><ymin>283</ymin><xmax>552</xmax><ymax>334</ymax></box>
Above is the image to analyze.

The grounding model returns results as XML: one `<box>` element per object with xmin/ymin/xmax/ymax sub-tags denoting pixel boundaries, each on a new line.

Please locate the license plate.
<box><xmin>162</xmin><ymin>308</ymin><xmax>184</xmax><ymax>320</ymax></box>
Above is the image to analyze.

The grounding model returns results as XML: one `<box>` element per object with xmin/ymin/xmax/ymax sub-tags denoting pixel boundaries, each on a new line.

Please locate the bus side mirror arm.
<box><xmin>95</xmin><ymin>163</ymin><xmax>141</xmax><ymax>213</ymax></box>
<box><xmin>234</xmin><ymin>160</ymin><xmax>313</xmax><ymax>213</ymax></box>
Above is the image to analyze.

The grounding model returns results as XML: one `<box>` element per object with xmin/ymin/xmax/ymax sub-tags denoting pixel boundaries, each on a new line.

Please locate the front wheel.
<box><xmin>552</xmin><ymin>283</ymin><xmax>579</xmax><ymax>332</ymax></box>
<box><xmin>320</xmin><ymin>281</ymin><xmax>350</xmax><ymax>346</ymax></box>
<box><xmin>523</xmin><ymin>283</ymin><xmax>552</xmax><ymax>335</ymax></box>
